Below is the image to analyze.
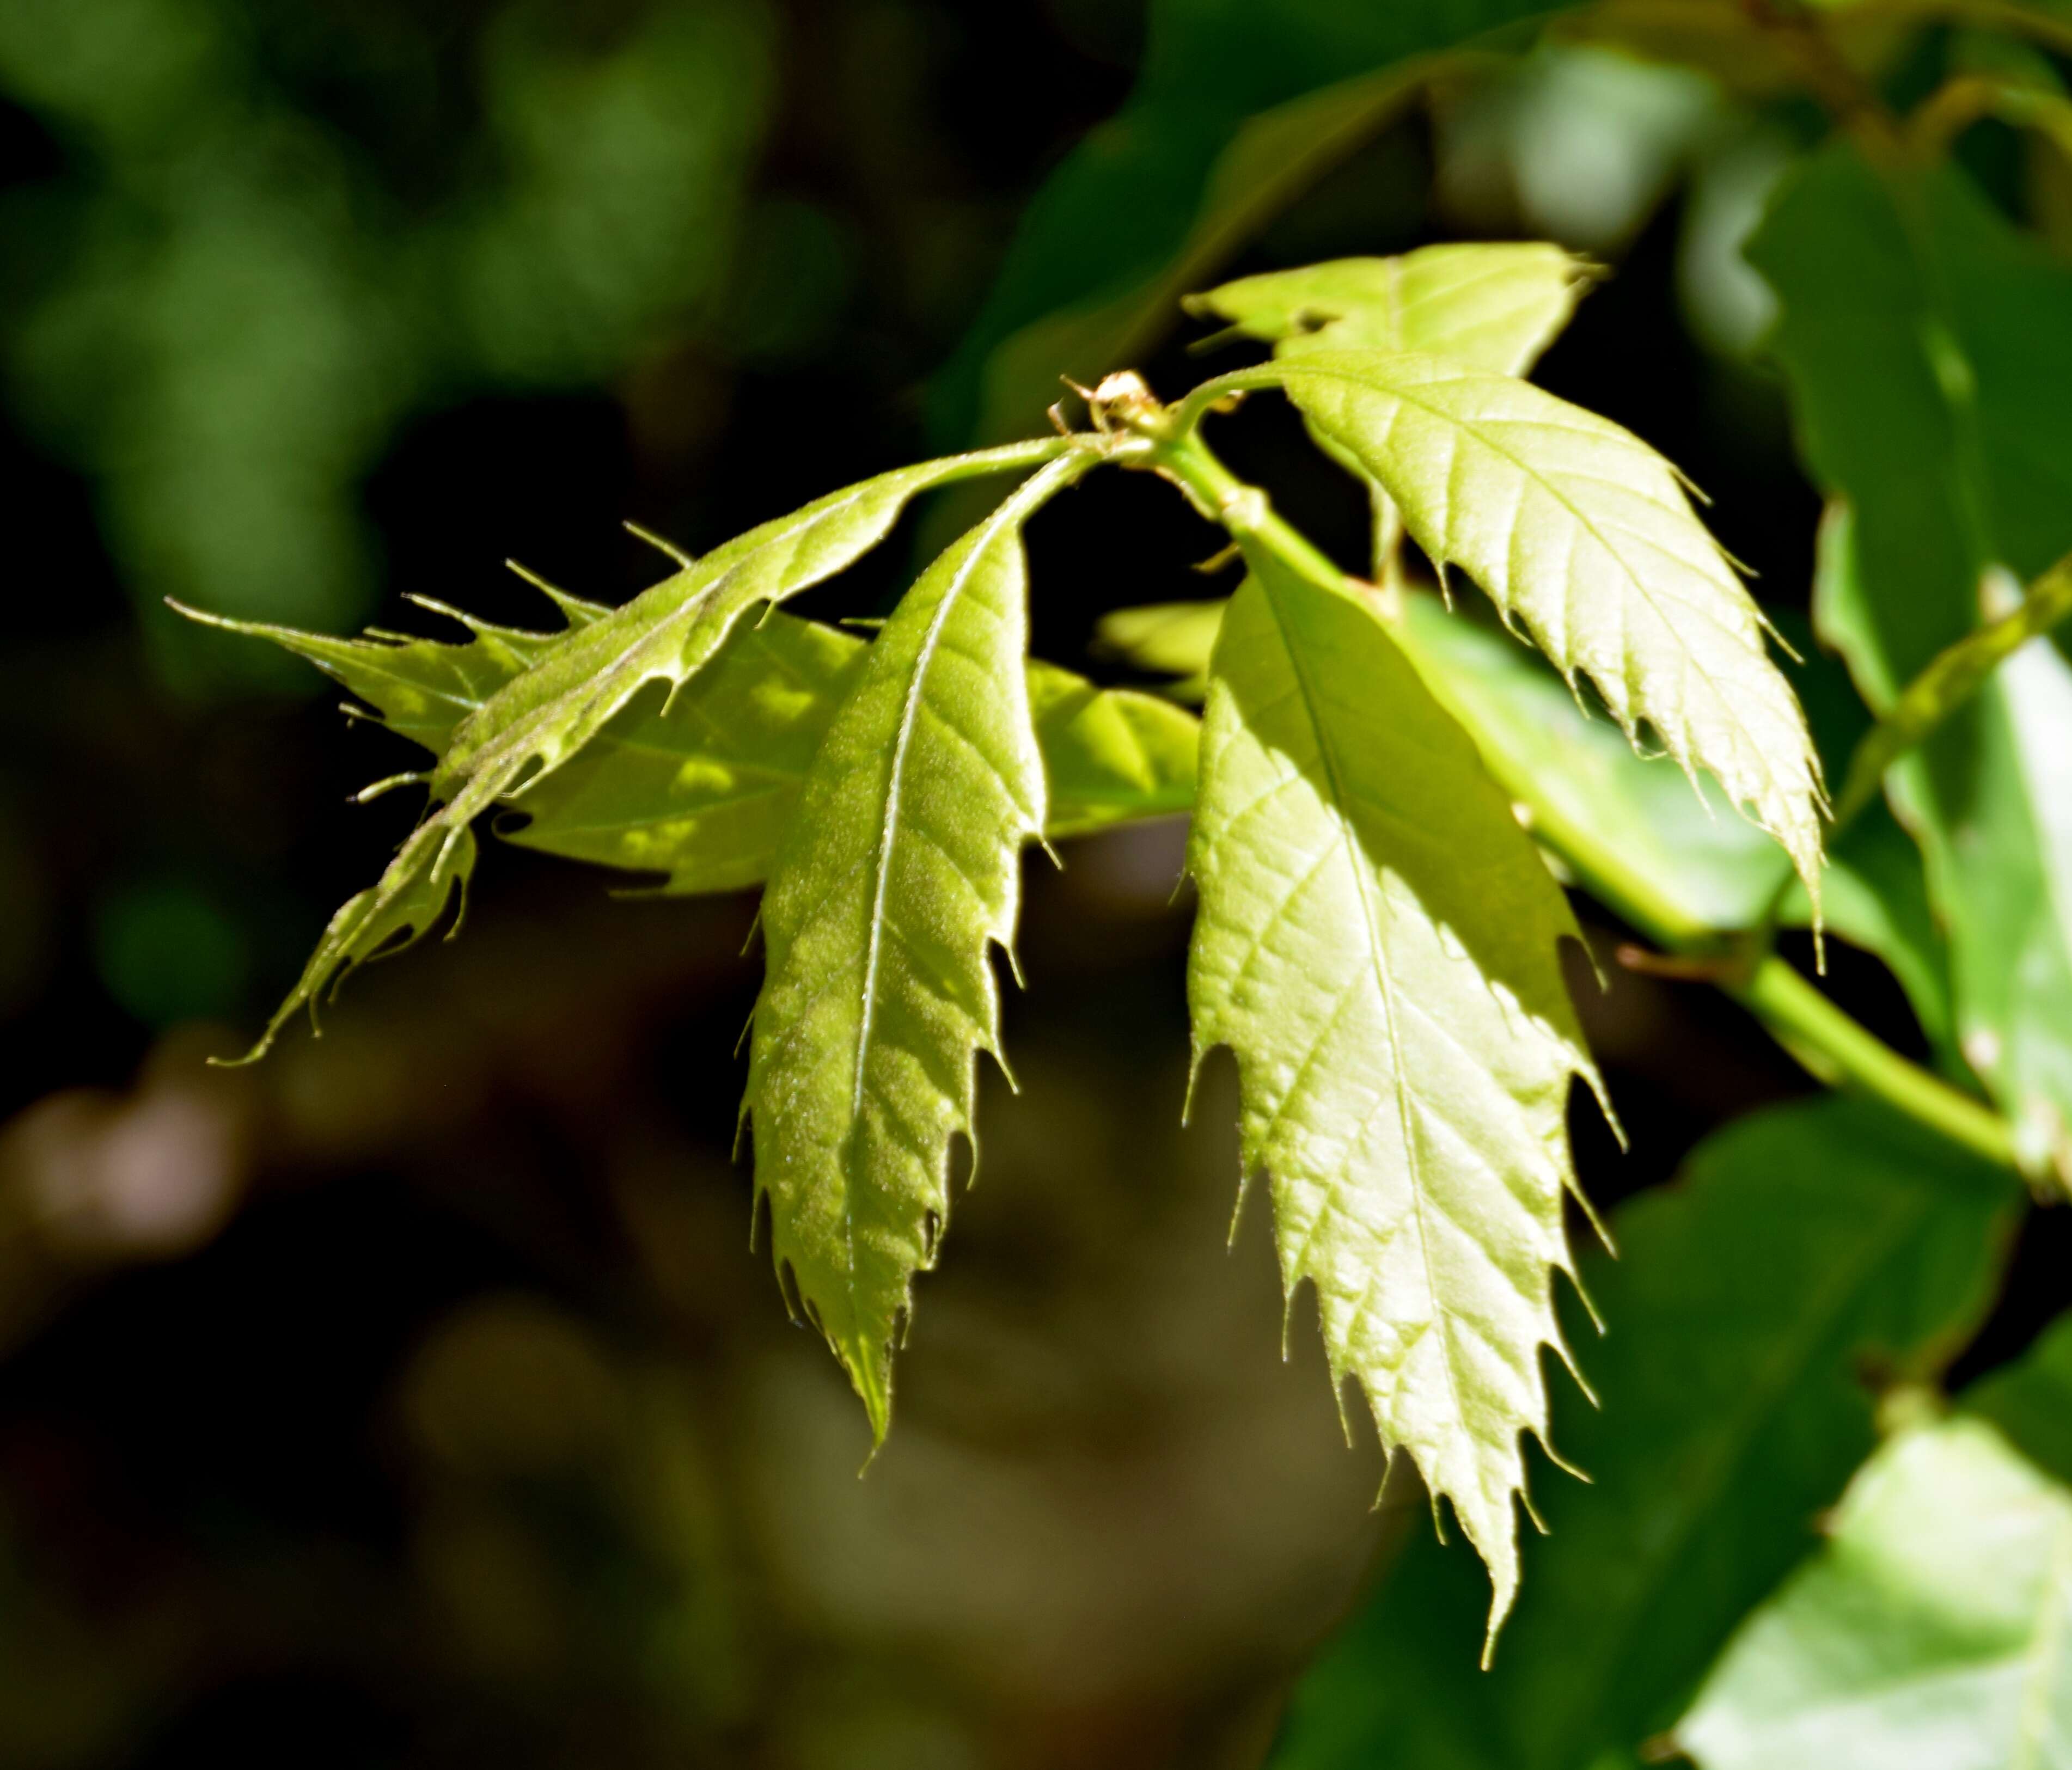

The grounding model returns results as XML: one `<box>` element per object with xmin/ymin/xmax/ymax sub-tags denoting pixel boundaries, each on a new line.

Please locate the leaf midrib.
<box><xmin>1251</xmin><ymin>570</ymin><xmax>1472</xmax><ymax>1460</ymax></box>
<box><xmin>1279</xmin><ymin>357</ymin><xmax>1806</xmax><ymax>828</ymax></box>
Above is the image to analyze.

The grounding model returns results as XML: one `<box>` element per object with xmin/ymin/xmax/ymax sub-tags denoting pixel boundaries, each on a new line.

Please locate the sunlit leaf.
<box><xmin>1750</xmin><ymin>144</ymin><xmax>2072</xmax><ymax>1180</ymax></box>
<box><xmin>178</xmin><ymin>439</ymin><xmax>1069</xmax><ymax>1058</ymax></box>
<box><xmin>190</xmin><ymin>595</ymin><xmax>1194</xmax><ymax>897</ymax></box>
<box><xmin>1103</xmin><ymin>587</ymin><xmax>1938</xmax><ymax>1048</ymax></box>
<box><xmin>1272</xmin><ymin>1096</ymin><xmax>2017</xmax><ymax>1770</ymax></box>
<box><xmin>1188</xmin><ymin>243</ymin><xmax>1591</xmax><ymax>572</ymax></box>
<box><xmin>1679</xmin><ymin>1416</ymin><xmax>2072</xmax><ymax>1770</ymax></box>
<box><xmin>1183</xmin><ymin>349</ymin><xmax>1826</xmax><ymax>909</ymax></box>
<box><xmin>745</xmin><ymin>455</ymin><xmax>1090</xmax><ymax>1437</ymax></box>
<box><xmin>1188</xmin><ymin>546</ymin><xmax>1600</xmax><ymax>1642</ymax></box>
<box><xmin>1186</xmin><ymin>243</ymin><xmax>1589</xmax><ymax>371</ymax></box>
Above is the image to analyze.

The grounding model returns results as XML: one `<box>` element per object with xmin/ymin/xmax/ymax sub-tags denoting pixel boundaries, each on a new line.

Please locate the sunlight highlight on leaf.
<box><xmin>1179</xmin><ymin>348</ymin><xmax>1826</xmax><ymax>911</ymax></box>
<box><xmin>1188</xmin><ymin>548</ymin><xmax>1602</xmax><ymax>1643</ymax></box>
<box><xmin>176</xmin><ymin>438</ymin><xmax>1069</xmax><ymax>1057</ymax></box>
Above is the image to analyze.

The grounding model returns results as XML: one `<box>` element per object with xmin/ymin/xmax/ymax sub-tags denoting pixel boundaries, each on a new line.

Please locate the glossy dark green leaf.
<box><xmin>1270</xmin><ymin>1095</ymin><xmax>2018</xmax><ymax>1770</ymax></box>
<box><xmin>1749</xmin><ymin>143</ymin><xmax>2072</xmax><ymax>1180</ymax></box>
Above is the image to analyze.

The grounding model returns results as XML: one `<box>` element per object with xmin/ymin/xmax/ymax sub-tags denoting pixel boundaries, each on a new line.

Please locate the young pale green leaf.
<box><xmin>1024</xmin><ymin>660</ymin><xmax>1199</xmax><ymax>838</ymax></box>
<box><xmin>511</xmin><ymin>640</ymin><xmax>1197</xmax><ymax>883</ymax></box>
<box><xmin>190</xmin><ymin>596</ymin><xmax>1194</xmax><ymax>897</ymax></box>
<box><xmin>1679</xmin><ymin>1417</ymin><xmax>2072</xmax><ymax>1770</ymax></box>
<box><xmin>745</xmin><ymin>455</ymin><xmax>1090</xmax><ymax>1437</ymax></box>
<box><xmin>1101</xmin><ymin>591</ymin><xmax>1952</xmax><ymax>1057</ymax></box>
<box><xmin>173</xmin><ymin>593</ymin><xmax>597</xmax><ymax>757</ymax></box>
<box><xmin>1182</xmin><ymin>348</ymin><xmax>1827</xmax><ymax>912</ymax></box>
<box><xmin>1186</xmin><ymin>243</ymin><xmax>1590</xmax><ymax>371</ymax></box>
<box><xmin>1188</xmin><ymin>547</ymin><xmax>1602</xmax><ymax>1645</ymax></box>
<box><xmin>1751</xmin><ymin>146</ymin><xmax>2072</xmax><ymax>1178</ymax></box>
<box><xmin>181</xmin><ymin>439</ymin><xmax>1068</xmax><ymax>1059</ymax></box>
<box><xmin>1092</xmin><ymin>599</ymin><xmax>1224</xmax><ymax>702</ymax></box>
<box><xmin>1188</xmin><ymin>244</ymin><xmax>1592</xmax><ymax>575</ymax></box>
<box><xmin>1386</xmin><ymin>593</ymin><xmax>1957</xmax><ymax>1064</ymax></box>
<box><xmin>1269</xmin><ymin>1095</ymin><xmax>2017</xmax><ymax>1769</ymax></box>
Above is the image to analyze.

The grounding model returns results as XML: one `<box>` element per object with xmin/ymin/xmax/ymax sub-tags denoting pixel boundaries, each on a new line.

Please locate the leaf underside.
<box><xmin>1188</xmin><ymin>549</ymin><xmax>1602</xmax><ymax>1643</ymax></box>
<box><xmin>745</xmin><ymin>456</ymin><xmax>1087</xmax><ymax>1436</ymax></box>
<box><xmin>1200</xmin><ymin>348</ymin><xmax>1826</xmax><ymax>909</ymax></box>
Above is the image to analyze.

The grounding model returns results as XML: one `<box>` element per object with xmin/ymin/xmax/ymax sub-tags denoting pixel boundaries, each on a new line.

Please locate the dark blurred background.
<box><xmin>0</xmin><ymin>2</ymin><xmax>2027</xmax><ymax>1765</ymax></box>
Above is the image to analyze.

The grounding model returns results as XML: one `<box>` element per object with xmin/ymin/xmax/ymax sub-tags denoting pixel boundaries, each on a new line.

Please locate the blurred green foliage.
<box><xmin>0</xmin><ymin>0</ymin><xmax>773</xmax><ymax>669</ymax></box>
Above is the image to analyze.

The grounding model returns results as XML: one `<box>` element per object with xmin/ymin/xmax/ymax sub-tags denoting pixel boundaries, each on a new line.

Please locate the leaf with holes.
<box><xmin>1188</xmin><ymin>545</ymin><xmax>1602</xmax><ymax>1643</ymax></box>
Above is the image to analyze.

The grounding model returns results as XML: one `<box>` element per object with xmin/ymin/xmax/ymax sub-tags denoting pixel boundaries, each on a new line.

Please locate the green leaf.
<box><xmin>1102</xmin><ymin>589</ymin><xmax>1949</xmax><ymax>1051</ymax></box>
<box><xmin>511</xmin><ymin>642</ymin><xmax>1197</xmax><ymax>883</ymax></box>
<box><xmin>180</xmin><ymin>439</ymin><xmax>1069</xmax><ymax>1059</ymax></box>
<box><xmin>1183</xmin><ymin>348</ymin><xmax>1827</xmax><ymax>909</ymax></box>
<box><xmin>1092</xmin><ymin>599</ymin><xmax>1224</xmax><ymax>702</ymax></box>
<box><xmin>1387</xmin><ymin>592</ymin><xmax>1956</xmax><ymax>1062</ymax></box>
<box><xmin>173</xmin><ymin>591</ymin><xmax>598</xmax><ymax>758</ymax></box>
<box><xmin>744</xmin><ymin>454</ymin><xmax>1090</xmax><ymax>1437</ymax></box>
<box><xmin>1024</xmin><ymin>660</ymin><xmax>1199</xmax><ymax>837</ymax></box>
<box><xmin>1830</xmin><ymin>547</ymin><xmax>2072</xmax><ymax>827</ymax></box>
<box><xmin>503</xmin><ymin>613</ymin><xmax>871</xmax><ymax>894</ymax></box>
<box><xmin>1187</xmin><ymin>243</ymin><xmax>1592</xmax><ymax>573</ymax></box>
<box><xmin>1187</xmin><ymin>547</ymin><xmax>1602</xmax><ymax>1642</ymax></box>
<box><xmin>1271</xmin><ymin>1096</ymin><xmax>2018</xmax><ymax>1770</ymax></box>
<box><xmin>191</xmin><ymin>596</ymin><xmax>1195</xmax><ymax>897</ymax></box>
<box><xmin>1186</xmin><ymin>242</ymin><xmax>1591</xmax><ymax>371</ymax></box>
<box><xmin>1750</xmin><ymin>144</ymin><xmax>2072</xmax><ymax>1179</ymax></box>
<box><xmin>1967</xmin><ymin>1309</ymin><xmax>2072</xmax><ymax>1491</ymax></box>
<box><xmin>1678</xmin><ymin>1416</ymin><xmax>2072</xmax><ymax>1770</ymax></box>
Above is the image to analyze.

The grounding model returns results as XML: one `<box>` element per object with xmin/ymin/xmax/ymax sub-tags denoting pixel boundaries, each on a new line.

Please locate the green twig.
<box><xmin>1831</xmin><ymin>551</ymin><xmax>2072</xmax><ymax>829</ymax></box>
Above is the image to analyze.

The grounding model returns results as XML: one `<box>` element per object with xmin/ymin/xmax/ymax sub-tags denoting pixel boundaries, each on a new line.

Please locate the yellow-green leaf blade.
<box><xmin>1188</xmin><ymin>242</ymin><xmax>1591</xmax><ymax>373</ymax></box>
<box><xmin>1188</xmin><ymin>550</ymin><xmax>1600</xmax><ymax>1640</ymax></box>
<box><xmin>1188</xmin><ymin>348</ymin><xmax>1827</xmax><ymax>908</ymax></box>
<box><xmin>745</xmin><ymin>457</ymin><xmax>1087</xmax><ymax>1435</ymax></box>
<box><xmin>179</xmin><ymin>440</ymin><xmax>1065</xmax><ymax>1059</ymax></box>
